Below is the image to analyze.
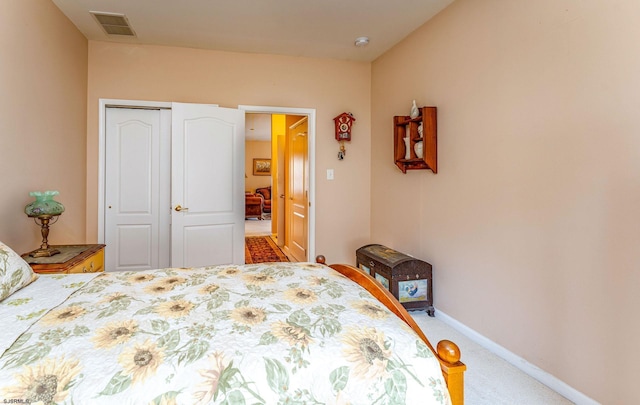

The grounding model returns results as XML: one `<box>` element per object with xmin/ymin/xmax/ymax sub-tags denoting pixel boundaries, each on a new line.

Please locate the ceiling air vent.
<box><xmin>90</xmin><ymin>12</ymin><xmax>136</xmax><ymax>37</ymax></box>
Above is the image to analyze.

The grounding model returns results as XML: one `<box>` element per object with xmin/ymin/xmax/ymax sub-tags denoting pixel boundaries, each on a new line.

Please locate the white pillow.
<box><xmin>0</xmin><ymin>241</ymin><xmax>38</xmax><ymax>302</ymax></box>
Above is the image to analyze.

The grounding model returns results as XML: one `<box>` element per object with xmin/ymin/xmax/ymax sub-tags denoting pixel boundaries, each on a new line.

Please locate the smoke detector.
<box><xmin>90</xmin><ymin>12</ymin><xmax>136</xmax><ymax>37</ymax></box>
<box><xmin>354</xmin><ymin>37</ymin><xmax>370</xmax><ymax>47</ymax></box>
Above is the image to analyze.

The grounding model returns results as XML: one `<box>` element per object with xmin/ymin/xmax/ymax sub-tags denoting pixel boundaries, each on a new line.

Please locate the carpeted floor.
<box><xmin>245</xmin><ymin>236</ymin><xmax>289</xmax><ymax>263</ymax></box>
<box><xmin>411</xmin><ymin>311</ymin><xmax>574</xmax><ymax>404</ymax></box>
<box><xmin>245</xmin><ymin>218</ymin><xmax>271</xmax><ymax>236</ymax></box>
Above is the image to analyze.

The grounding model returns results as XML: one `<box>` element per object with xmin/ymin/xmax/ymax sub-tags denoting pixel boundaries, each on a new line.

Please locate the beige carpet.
<box><xmin>411</xmin><ymin>311</ymin><xmax>575</xmax><ymax>405</ymax></box>
<box><xmin>245</xmin><ymin>218</ymin><xmax>271</xmax><ymax>236</ymax></box>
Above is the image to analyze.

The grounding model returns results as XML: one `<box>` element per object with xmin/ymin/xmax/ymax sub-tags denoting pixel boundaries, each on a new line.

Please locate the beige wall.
<box><xmin>0</xmin><ymin>0</ymin><xmax>87</xmax><ymax>253</ymax></box>
<box><xmin>371</xmin><ymin>0</ymin><xmax>640</xmax><ymax>403</ymax></box>
<box><xmin>87</xmin><ymin>42</ymin><xmax>371</xmax><ymax>263</ymax></box>
<box><xmin>245</xmin><ymin>141</ymin><xmax>272</xmax><ymax>193</ymax></box>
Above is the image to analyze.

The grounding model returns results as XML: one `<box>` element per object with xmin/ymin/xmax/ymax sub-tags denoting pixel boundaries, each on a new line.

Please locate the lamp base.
<box><xmin>28</xmin><ymin>247</ymin><xmax>61</xmax><ymax>258</ymax></box>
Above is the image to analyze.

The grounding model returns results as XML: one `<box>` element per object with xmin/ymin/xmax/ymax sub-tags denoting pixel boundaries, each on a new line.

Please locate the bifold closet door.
<box><xmin>104</xmin><ymin>108</ymin><xmax>171</xmax><ymax>272</ymax></box>
<box><xmin>104</xmin><ymin>103</ymin><xmax>245</xmax><ymax>270</ymax></box>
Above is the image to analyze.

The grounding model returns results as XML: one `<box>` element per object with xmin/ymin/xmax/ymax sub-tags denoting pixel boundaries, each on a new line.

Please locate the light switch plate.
<box><xmin>327</xmin><ymin>169</ymin><xmax>334</xmax><ymax>180</ymax></box>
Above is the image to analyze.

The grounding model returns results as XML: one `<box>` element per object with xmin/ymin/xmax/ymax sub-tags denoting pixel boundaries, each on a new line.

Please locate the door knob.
<box><xmin>175</xmin><ymin>205</ymin><xmax>189</xmax><ymax>212</ymax></box>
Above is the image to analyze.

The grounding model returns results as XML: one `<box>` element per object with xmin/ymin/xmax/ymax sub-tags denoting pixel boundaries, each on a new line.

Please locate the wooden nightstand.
<box><xmin>22</xmin><ymin>244</ymin><xmax>105</xmax><ymax>274</ymax></box>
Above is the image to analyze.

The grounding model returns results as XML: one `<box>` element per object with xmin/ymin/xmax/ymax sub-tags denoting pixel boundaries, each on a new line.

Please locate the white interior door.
<box><xmin>171</xmin><ymin>102</ymin><xmax>245</xmax><ymax>267</ymax></box>
<box><xmin>104</xmin><ymin>108</ymin><xmax>171</xmax><ymax>271</ymax></box>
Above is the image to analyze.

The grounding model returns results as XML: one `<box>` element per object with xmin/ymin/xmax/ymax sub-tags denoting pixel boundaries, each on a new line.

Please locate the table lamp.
<box><xmin>24</xmin><ymin>190</ymin><xmax>65</xmax><ymax>257</ymax></box>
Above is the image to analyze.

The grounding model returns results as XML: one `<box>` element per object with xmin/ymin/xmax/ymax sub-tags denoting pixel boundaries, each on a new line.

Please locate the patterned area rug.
<box><xmin>245</xmin><ymin>236</ymin><xmax>289</xmax><ymax>264</ymax></box>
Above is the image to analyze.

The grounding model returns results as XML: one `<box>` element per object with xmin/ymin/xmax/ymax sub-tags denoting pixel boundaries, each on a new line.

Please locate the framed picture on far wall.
<box><xmin>253</xmin><ymin>158</ymin><xmax>271</xmax><ymax>176</ymax></box>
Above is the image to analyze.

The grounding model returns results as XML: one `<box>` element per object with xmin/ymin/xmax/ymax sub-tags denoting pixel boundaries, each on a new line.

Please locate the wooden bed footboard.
<box><xmin>316</xmin><ymin>256</ymin><xmax>466</xmax><ymax>405</ymax></box>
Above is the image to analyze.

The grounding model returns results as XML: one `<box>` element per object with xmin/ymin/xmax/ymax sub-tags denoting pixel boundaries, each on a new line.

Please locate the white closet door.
<box><xmin>171</xmin><ymin>103</ymin><xmax>245</xmax><ymax>267</ymax></box>
<box><xmin>104</xmin><ymin>108</ymin><xmax>171</xmax><ymax>271</ymax></box>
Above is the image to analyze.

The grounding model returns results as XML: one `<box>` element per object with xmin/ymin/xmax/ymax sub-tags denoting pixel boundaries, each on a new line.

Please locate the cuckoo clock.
<box><xmin>333</xmin><ymin>112</ymin><xmax>356</xmax><ymax>160</ymax></box>
<box><xmin>334</xmin><ymin>112</ymin><xmax>355</xmax><ymax>141</ymax></box>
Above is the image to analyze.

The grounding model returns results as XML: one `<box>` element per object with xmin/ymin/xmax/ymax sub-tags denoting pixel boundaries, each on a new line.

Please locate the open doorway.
<box><xmin>240</xmin><ymin>105</ymin><xmax>316</xmax><ymax>263</ymax></box>
<box><xmin>244</xmin><ymin>113</ymin><xmax>272</xmax><ymax>236</ymax></box>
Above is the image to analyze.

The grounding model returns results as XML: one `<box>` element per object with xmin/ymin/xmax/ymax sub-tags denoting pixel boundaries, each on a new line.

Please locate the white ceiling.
<box><xmin>245</xmin><ymin>113</ymin><xmax>272</xmax><ymax>141</ymax></box>
<box><xmin>51</xmin><ymin>0</ymin><xmax>454</xmax><ymax>63</ymax></box>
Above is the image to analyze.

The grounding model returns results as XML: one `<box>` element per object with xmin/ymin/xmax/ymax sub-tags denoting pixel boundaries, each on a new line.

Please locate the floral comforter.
<box><xmin>0</xmin><ymin>262</ymin><xmax>450</xmax><ymax>405</ymax></box>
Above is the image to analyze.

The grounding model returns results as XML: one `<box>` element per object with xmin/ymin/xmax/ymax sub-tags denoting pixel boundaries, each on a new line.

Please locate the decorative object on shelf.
<box><xmin>393</xmin><ymin>106</ymin><xmax>437</xmax><ymax>173</ymax></box>
<box><xmin>414</xmin><ymin>141</ymin><xmax>424</xmax><ymax>159</ymax></box>
<box><xmin>333</xmin><ymin>112</ymin><xmax>356</xmax><ymax>160</ymax></box>
<box><xmin>24</xmin><ymin>191</ymin><xmax>65</xmax><ymax>257</ymax></box>
<box><xmin>403</xmin><ymin>137</ymin><xmax>411</xmax><ymax>159</ymax></box>
<box><xmin>410</xmin><ymin>100</ymin><xmax>420</xmax><ymax>119</ymax></box>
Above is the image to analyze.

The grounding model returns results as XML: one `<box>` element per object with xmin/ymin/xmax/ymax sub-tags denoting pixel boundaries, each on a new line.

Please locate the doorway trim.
<box><xmin>239</xmin><ymin>105</ymin><xmax>316</xmax><ymax>262</ymax></box>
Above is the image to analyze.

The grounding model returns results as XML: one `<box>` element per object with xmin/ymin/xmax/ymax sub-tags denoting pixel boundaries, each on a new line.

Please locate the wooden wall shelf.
<box><xmin>393</xmin><ymin>106</ymin><xmax>437</xmax><ymax>173</ymax></box>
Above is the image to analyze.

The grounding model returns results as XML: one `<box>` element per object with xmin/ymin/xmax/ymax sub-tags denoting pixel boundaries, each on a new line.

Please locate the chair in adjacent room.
<box><xmin>255</xmin><ymin>186</ymin><xmax>271</xmax><ymax>215</ymax></box>
<box><xmin>245</xmin><ymin>193</ymin><xmax>263</xmax><ymax>220</ymax></box>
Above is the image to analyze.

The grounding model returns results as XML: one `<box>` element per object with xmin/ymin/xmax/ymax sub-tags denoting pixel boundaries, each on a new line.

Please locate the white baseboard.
<box><xmin>434</xmin><ymin>309</ymin><xmax>599</xmax><ymax>405</ymax></box>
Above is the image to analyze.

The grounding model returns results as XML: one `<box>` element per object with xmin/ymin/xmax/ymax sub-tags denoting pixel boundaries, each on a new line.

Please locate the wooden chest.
<box><xmin>22</xmin><ymin>244</ymin><xmax>105</xmax><ymax>274</ymax></box>
<box><xmin>356</xmin><ymin>244</ymin><xmax>434</xmax><ymax>316</ymax></box>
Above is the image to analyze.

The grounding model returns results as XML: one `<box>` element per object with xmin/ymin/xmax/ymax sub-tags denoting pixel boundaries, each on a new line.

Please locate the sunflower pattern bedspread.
<box><xmin>0</xmin><ymin>262</ymin><xmax>450</xmax><ymax>405</ymax></box>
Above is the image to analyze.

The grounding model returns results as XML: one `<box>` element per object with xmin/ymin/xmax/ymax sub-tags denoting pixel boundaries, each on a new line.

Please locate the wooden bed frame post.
<box><xmin>316</xmin><ymin>256</ymin><xmax>465</xmax><ymax>405</ymax></box>
<box><xmin>443</xmin><ymin>364</ymin><xmax>465</xmax><ymax>405</ymax></box>
<box><xmin>437</xmin><ymin>340</ymin><xmax>466</xmax><ymax>405</ymax></box>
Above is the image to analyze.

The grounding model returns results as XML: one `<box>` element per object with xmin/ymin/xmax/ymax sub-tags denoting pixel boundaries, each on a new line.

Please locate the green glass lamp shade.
<box><xmin>24</xmin><ymin>191</ymin><xmax>65</xmax><ymax>217</ymax></box>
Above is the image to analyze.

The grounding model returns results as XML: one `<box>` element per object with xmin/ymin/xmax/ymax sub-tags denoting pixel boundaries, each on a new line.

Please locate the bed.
<box><xmin>0</xmin><ymin>242</ymin><xmax>465</xmax><ymax>404</ymax></box>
